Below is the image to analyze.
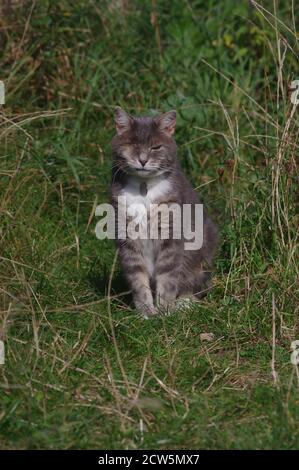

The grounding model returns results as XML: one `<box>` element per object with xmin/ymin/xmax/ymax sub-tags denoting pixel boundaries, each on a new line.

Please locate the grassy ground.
<box><xmin>0</xmin><ymin>0</ymin><xmax>298</xmax><ymax>450</ymax></box>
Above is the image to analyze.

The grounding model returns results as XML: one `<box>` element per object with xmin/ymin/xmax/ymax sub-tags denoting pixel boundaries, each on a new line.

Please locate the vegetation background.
<box><xmin>0</xmin><ymin>0</ymin><xmax>298</xmax><ymax>449</ymax></box>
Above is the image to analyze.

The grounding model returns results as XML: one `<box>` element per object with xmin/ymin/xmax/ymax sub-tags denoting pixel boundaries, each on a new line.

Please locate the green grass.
<box><xmin>0</xmin><ymin>0</ymin><xmax>298</xmax><ymax>449</ymax></box>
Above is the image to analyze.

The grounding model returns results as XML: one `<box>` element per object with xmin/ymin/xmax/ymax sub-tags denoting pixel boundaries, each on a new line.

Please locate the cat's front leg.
<box><xmin>155</xmin><ymin>240</ymin><xmax>183</xmax><ymax>311</ymax></box>
<box><xmin>118</xmin><ymin>241</ymin><xmax>156</xmax><ymax>318</ymax></box>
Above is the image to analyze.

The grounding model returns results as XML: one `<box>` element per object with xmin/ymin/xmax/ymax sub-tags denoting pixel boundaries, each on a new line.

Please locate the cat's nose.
<box><xmin>138</xmin><ymin>153</ymin><xmax>149</xmax><ymax>167</ymax></box>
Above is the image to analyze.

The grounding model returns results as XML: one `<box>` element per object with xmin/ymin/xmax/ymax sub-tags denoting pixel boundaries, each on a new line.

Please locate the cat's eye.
<box><xmin>151</xmin><ymin>145</ymin><xmax>163</xmax><ymax>151</ymax></box>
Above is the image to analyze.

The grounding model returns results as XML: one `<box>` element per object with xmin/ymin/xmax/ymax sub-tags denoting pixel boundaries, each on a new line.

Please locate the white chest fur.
<box><xmin>120</xmin><ymin>175</ymin><xmax>171</xmax><ymax>277</ymax></box>
<box><xmin>121</xmin><ymin>175</ymin><xmax>171</xmax><ymax>208</ymax></box>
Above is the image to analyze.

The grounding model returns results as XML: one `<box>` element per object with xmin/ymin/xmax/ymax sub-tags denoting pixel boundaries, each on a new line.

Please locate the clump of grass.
<box><xmin>0</xmin><ymin>0</ymin><xmax>298</xmax><ymax>450</ymax></box>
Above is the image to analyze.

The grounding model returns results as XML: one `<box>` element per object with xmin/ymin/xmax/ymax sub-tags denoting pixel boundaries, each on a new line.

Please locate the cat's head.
<box><xmin>111</xmin><ymin>107</ymin><xmax>177</xmax><ymax>178</ymax></box>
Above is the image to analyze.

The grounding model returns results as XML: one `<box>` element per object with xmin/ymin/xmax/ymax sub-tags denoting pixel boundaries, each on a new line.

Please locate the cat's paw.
<box><xmin>156</xmin><ymin>289</ymin><xmax>177</xmax><ymax>312</ymax></box>
<box><xmin>156</xmin><ymin>300</ymin><xmax>177</xmax><ymax>316</ymax></box>
<box><xmin>140</xmin><ymin>305</ymin><xmax>158</xmax><ymax>319</ymax></box>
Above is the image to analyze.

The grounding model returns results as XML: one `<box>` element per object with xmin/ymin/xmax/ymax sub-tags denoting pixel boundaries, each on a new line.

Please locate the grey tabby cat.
<box><xmin>110</xmin><ymin>106</ymin><xmax>218</xmax><ymax>317</ymax></box>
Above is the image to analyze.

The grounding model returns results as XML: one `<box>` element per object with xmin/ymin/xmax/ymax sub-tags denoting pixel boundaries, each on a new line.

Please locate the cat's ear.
<box><xmin>157</xmin><ymin>110</ymin><xmax>176</xmax><ymax>136</ymax></box>
<box><xmin>114</xmin><ymin>106</ymin><xmax>133</xmax><ymax>135</ymax></box>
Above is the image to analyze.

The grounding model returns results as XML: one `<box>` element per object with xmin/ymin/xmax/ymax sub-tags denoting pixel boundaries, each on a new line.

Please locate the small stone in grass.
<box><xmin>200</xmin><ymin>332</ymin><xmax>215</xmax><ymax>342</ymax></box>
